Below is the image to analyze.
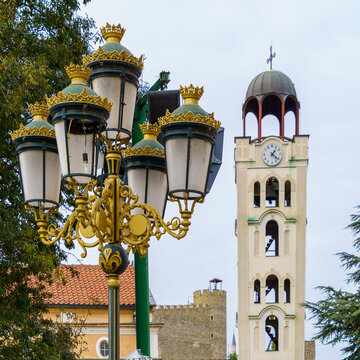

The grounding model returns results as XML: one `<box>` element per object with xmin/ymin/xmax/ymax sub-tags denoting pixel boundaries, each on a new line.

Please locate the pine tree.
<box><xmin>304</xmin><ymin>206</ymin><xmax>360</xmax><ymax>360</ymax></box>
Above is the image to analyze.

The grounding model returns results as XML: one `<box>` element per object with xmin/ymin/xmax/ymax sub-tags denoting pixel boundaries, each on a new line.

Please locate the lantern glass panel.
<box><xmin>188</xmin><ymin>138</ymin><xmax>212</xmax><ymax>195</ymax></box>
<box><xmin>127</xmin><ymin>168</ymin><xmax>167</xmax><ymax>217</ymax></box>
<box><xmin>165</xmin><ymin>137</ymin><xmax>187</xmax><ymax>195</ymax></box>
<box><xmin>122</xmin><ymin>81</ymin><xmax>137</xmax><ymax>136</ymax></box>
<box><xmin>92</xmin><ymin>76</ymin><xmax>137</xmax><ymax>140</ymax></box>
<box><xmin>165</xmin><ymin>137</ymin><xmax>212</xmax><ymax>198</ymax></box>
<box><xmin>54</xmin><ymin>121</ymin><xmax>98</xmax><ymax>184</ymax></box>
<box><xmin>19</xmin><ymin>149</ymin><xmax>61</xmax><ymax>208</ymax></box>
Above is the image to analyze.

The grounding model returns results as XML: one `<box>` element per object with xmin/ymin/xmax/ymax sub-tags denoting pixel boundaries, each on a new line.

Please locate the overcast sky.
<box><xmin>72</xmin><ymin>1</ymin><xmax>360</xmax><ymax>358</ymax></box>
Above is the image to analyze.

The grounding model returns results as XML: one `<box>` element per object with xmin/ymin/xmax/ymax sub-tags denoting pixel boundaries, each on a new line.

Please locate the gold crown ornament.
<box><xmin>180</xmin><ymin>84</ymin><xmax>204</xmax><ymax>104</ymax></box>
<box><xmin>101</xmin><ymin>23</ymin><xmax>126</xmax><ymax>43</ymax></box>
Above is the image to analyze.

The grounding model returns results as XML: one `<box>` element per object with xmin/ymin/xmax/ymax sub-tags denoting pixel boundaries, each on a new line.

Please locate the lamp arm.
<box><xmin>25</xmin><ymin>204</ymin><xmax>78</xmax><ymax>247</ymax></box>
<box><xmin>122</xmin><ymin>195</ymin><xmax>204</xmax><ymax>258</ymax></box>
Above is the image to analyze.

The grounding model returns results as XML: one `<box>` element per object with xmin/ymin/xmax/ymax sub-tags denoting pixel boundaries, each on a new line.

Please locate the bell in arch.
<box><xmin>266</xmin><ymin>177</ymin><xmax>279</xmax><ymax>206</ymax></box>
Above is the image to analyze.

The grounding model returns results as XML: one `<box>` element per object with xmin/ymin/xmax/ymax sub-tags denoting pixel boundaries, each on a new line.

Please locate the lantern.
<box><xmin>83</xmin><ymin>23</ymin><xmax>143</xmax><ymax>140</ymax></box>
<box><xmin>122</xmin><ymin>123</ymin><xmax>167</xmax><ymax>217</ymax></box>
<box><xmin>159</xmin><ymin>85</ymin><xmax>221</xmax><ymax>199</ymax></box>
<box><xmin>46</xmin><ymin>64</ymin><xmax>111</xmax><ymax>185</ymax></box>
<box><xmin>11</xmin><ymin>102</ymin><xmax>61</xmax><ymax>208</ymax></box>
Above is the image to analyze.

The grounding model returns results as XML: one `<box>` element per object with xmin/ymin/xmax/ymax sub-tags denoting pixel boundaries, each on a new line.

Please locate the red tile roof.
<box><xmin>44</xmin><ymin>264</ymin><xmax>135</xmax><ymax>307</ymax></box>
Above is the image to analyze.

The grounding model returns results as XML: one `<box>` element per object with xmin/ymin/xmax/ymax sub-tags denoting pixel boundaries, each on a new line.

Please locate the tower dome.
<box><xmin>245</xmin><ymin>70</ymin><xmax>297</xmax><ymax>101</ymax></box>
<box><xmin>243</xmin><ymin>69</ymin><xmax>300</xmax><ymax>142</ymax></box>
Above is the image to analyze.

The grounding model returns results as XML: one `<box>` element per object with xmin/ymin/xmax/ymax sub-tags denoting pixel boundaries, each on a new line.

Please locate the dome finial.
<box><xmin>65</xmin><ymin>63</ymin><xmax>91</xmax><ymax>85</ymax></box>
<box><xmin>180</xmin><ymin>84</ymin><xmax>204</xmax><ymax>105</ymax></box>
<box><xmin>101</xmin><ymin>23</ymin><xmax>126</xmax><ymax>43</ymax></box>
<box><xmin>266</xmin><ymin>45</ymin><xmax>276</xmax><ymax>70</ymax></box>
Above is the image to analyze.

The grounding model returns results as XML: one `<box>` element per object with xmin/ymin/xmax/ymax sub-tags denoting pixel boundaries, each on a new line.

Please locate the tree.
<box><xmin>0</xmin><ymin>1</ymin><xmax>97</xmax><ymax>358</ymax></box>
<box><xmin>304</xmin><ymin>206</ymin><xmax>360</xmax><ymax>360</ymax></box>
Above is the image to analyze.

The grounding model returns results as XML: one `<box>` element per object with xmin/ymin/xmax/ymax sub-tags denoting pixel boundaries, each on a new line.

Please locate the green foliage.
<box><xmin>0</xmin><ymin>0</ymin><xmax>96</xmax><ymax>358</ymax></box>
<box><xmin>228</xmin><ymin>353</ymin><xmax>238</xmax><ymax>360</ymax></box>
<box><xmin>304</xmin><ymin>206</ymin><xmax>360</xmax><ymax>360</ymax></box>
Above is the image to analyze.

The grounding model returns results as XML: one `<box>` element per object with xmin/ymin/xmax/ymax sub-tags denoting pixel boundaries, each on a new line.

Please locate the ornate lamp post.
<box><xmin>11</xmin><ymin>23</ymin><xmax>221</xmax><ymax>360</ymax></box>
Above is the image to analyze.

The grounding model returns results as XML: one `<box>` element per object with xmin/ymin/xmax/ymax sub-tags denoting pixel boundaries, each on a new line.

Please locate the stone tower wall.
<box><xmin>152</xmin><ymin>289</ymin><xmax>226</xmax><ymax>360</ymax></box>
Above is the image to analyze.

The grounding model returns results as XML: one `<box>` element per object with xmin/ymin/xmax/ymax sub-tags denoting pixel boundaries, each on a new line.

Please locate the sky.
<box><xmin>70</xmin><ymin>0</ymin><xmax>360</xmax><ymax>358</ymax></box>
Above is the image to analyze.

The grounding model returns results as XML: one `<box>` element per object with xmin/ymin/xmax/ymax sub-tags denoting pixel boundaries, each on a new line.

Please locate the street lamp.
<box><xmin>11</xmin><ymin>23</ymin><xmax>221</xmax><ymax>360</ymax></box>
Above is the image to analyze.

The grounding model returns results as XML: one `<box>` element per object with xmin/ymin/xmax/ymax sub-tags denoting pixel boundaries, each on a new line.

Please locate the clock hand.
<box><xmin>270</xmin><ymin>151</ymin><xmax>279</xmax><ymax>161</ymax></box>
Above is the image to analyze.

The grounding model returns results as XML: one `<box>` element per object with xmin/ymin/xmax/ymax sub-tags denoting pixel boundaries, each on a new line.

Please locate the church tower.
<box><xmin>235</xmin><ymin>68</ymin><xmax>308</xmax><ymax>359</ymax></box>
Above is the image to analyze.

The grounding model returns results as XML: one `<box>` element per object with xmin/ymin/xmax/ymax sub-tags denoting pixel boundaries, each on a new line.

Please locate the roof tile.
<box><xmin>43</xmin><ymin>264</ymin><xmax>135</xmax><ymax>306</ymax></box>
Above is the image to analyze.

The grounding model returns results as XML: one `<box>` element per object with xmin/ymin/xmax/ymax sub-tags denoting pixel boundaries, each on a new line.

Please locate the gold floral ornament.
<box><xmin>158</xmin><ymin>109</ymin><xmax>221</xmax><ymax>131</ymax></box>
<box><xmin>10</xmin><ymin>102</ymin><xmax>55</xmax><ymax>141</ymax></box>
<box><xmin>121</xmin><ymin>146</ymin><xmax>165</xmax><ymax>159</ymax></box>
<box><xmin>121</xmin><ymin>123</ymin><xmax>165</xmax><ymax>159</ymax></box>
<box><xmin>82</xmin><ymin>23</ymin><xmax>144</xmax><ymax>70</ymax></box>
<box><xmin>46</xmin><ymin>88</ymin><xmax>112</xmax><ymax>112</ymax></box>
<box><xmin>45</xmin><ymin>63</ymin><xmax>112</xmax><ymax>112</ymax></box>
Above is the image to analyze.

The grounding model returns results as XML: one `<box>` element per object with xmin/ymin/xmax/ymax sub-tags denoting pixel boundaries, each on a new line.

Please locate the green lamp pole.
<box><xmin>132</xmin><ymin>71</ymin><xmax>170</xmax><ymax>356</ymax></box>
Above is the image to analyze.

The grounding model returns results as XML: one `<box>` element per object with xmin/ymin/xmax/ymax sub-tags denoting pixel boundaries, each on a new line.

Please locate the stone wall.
<box><xmin>304</xmin><ymin>340</ymin><xmax>316</xmax><ymax>360</ymax></box>
<box><xmin>152</xmin><ymin>289</ymin><xmax>226</xmax><ymax>360</ymax></box>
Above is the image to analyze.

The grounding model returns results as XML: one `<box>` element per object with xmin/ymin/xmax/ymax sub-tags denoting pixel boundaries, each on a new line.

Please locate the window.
<box><xmin>265</xmin><ymin>275</ymin><xmax>279</xmax><ymax>303</ymax></box>
<box><xmin>100</xmin><ymin>340</ymin><xmax>109</xmax><ymax>357</ymax></box>
<box><xmin>97</xmin><ymin>337</ymin><xmax>109</xmax><ymax>358</ymax></box>
<box><xmin>265</xmin><ymin>220</ymin><xmax>278</xmax><ymax>256</ymax></box>
<box><xmin>265</xmin><ymin>315</ymin><xmax>279</xmax><ymax>351</ymax></box>
<box><xmin>254</xmin><ymin>279</ymin><xmax>261</xmax><ymax>303</ymax></box>
<box><xmin>284</xmin><ymin>180</ymin><xmax>291</xmax><ymax>207</ymax></box>
<box><xmin>266</xmin><ymin>177</ymin><xmax>279</xmax><ymax>207</ymax></box>
<box><xmin>254</xmin><ymin>181</ymin><xmax>260</xmax><ymax>207</ymax></box>
<box><xmin>60</xmin><ymin>312</ymin><xmax>73</xmax><ymax>323</ymax></box>
<box><xmin>210</xmin><ymin>314</ymin><xmax>214</xmax><ymax>320</ymax></box>
<box><xmin>284</xmin><ymin>279</ymin><xmax>291</xmax><ymax>303</ymax></box>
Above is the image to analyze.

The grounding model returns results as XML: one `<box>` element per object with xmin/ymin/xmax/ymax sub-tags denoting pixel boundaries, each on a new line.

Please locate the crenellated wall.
<box><xmin>152</xmin><ymin>289</ymin><xmax>226</xmax><ymax>360</ymax></box>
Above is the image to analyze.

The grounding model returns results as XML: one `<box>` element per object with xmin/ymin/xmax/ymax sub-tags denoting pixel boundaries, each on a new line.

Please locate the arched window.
<box><xmin>284</xmin><ymin>279</ymin><xmax>291</xmax><ymax>303</ymax></box>
<box><xmin>99</xmin><ymin>340</ymin><xmax>109</xmax><ymax>357</ymax></box>
<box><xmin>265</xmin><ymin>275</ymin><xmax>279</xmax><ymax>303</ymax></box>
<box><xmin>265</xmin><ymin>220</ymin><xmax>278</xmax><ymax>256</ymax></box>
<box><xmin>284</xmin><ymin>180</ymin><xmax>291</xmax><ymax>207</ymax></box>
<box><xmin>254</xmin><ymin>181</ymin><xmax>260</xmax><ymax>208</ymax></box>
<box><xmin>265</xmin><ymin>315</ymin><xmax>279</xmax><ymax>351</ymax></box>
<box><xmin>266</xmin><ymin>177</ymin><xmax>279</xmax><ymax>207</ymax></box>
<box><xmin>254</xmin><ymin>279</ymin><xmax>261</xmax><ymax>303</ymax></box>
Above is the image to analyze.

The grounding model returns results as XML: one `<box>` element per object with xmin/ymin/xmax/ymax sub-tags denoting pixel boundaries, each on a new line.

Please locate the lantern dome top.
<box><xmin>245</xmin><ymin>70</ymin><xmax>297</xmax><ymax>101</ymax></box>
<box><xmin>60</xmin><ymin>63</ymin><xmax>97</xmax><ymax>96</ymax></box>
<box><xmin>160</xmin><ymin>85</ymin><xmax>221</xmax><ymax>131</ymax></box>
<box><xmin>122</xmin><ymin>123</ymin><xmax>164</xmax><ymax>159</ymax></box>
<box><xmin>46</xmin><ymin>64</ymin><xmax>112</xmax><ymax>112</ymax></box>
<box><xmin>82</xmin><ymin>23</ymin><xmax>143</xmax><ymax>70</ymax></box>
<box><xmin>172</xmin><ymin>84</ymin><xmax>208</xmax><ymax>117</ymax></box>
<box><xmin>11</xmin><ymin>102</ymin><xmax>55</xmax><ymax>141</ymax></box>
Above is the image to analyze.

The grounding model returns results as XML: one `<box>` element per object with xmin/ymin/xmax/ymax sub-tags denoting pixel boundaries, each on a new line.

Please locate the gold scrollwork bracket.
<box><xmin>27</xmin><ymin>174</ymin><xmax>205</xmax><ymax>261</ymax></box>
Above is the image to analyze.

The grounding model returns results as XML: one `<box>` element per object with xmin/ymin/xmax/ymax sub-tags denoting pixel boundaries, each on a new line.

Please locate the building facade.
<box><xmin>45</xmin><ymin>264</ymin><xmax>160</xmax><ymax>359</ymax></box>
<box><xmin>235</xmin><ymin>70</ymin><xmax>309</xmax><ymax>359</ymax></box>
<box><xmin>152</xmin><ymin>285</ymin><xmax>227</xmax><ymax>360</ymax></box>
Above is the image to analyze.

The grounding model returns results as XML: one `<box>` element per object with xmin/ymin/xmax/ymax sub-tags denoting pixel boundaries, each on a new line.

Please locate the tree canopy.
<box><xmin>0</xmin><ymin>0</ymin><xmax>96</xmax><ymax>358</ymax></box>
<box><xmin>304</xmin><ymin>206</ymin><xmax>360</xmax><ymax>360</ymax></box>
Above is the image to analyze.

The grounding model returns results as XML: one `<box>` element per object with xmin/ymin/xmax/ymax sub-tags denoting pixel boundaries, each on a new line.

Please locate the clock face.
<box><xmin>262</xmin><ymin>143</ymin><xmax>282</xmax><ymax>166</ymax></box>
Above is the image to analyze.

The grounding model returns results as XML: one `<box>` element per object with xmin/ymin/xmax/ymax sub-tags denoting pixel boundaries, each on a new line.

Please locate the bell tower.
<box><xmin>235</xmin><ymin>69</ymin><xmax>308</xmax><ymax>359</ymax></box>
